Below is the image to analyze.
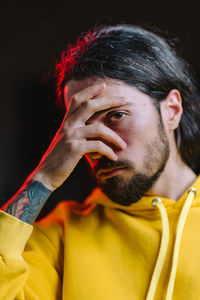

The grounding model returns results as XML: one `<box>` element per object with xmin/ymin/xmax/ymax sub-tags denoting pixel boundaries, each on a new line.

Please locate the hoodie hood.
<box><xmin>83</xmin><ymin>175</ymin><xmax>200</xmax><ymax>300</ymax></box>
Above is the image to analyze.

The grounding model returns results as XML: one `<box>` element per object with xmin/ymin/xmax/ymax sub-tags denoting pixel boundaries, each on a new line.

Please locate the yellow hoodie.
<box><xmin>0</xmin><ymin>175</ymin><xmax>200</xmax><ymax>300</ymax></box>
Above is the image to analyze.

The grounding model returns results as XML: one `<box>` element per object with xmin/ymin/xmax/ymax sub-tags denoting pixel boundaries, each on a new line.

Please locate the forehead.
<box><xmin>64</xmin><ymin>78</ymin><xmax>154</xmax><ymax>108</ymax></box>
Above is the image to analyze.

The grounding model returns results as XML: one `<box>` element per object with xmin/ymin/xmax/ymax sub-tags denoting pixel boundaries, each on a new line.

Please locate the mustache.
<box><xmin>92</xmin><ymin>157</ymin><xmax>134</xmax><ymax>175</ymax></box>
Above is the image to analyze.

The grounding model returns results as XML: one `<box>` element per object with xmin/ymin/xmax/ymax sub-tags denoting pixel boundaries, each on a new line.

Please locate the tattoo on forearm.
<box><xmin>4</xmin><ymin>181</ymin><xmax>52</xmax><ymax>224</ymax></box>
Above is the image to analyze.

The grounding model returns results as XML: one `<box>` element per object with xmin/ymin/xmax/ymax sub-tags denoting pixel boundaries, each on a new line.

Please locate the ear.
<box><xmin>160</xmin><ymin>89</ymin><xmax>183</xmax><ymax>132</ymax></box>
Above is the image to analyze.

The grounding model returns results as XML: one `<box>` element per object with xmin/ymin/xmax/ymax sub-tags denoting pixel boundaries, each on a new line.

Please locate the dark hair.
<box><xmin>55</xmin><ymin>24</ymin><xmax>200</xmax><ymax>174</ymax></box>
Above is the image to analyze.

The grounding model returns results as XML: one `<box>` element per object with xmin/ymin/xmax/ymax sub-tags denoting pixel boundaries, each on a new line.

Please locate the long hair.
<box><xmin>55</xmin><ymin>24</ymin><xmax>200</xmax><ymax>174</ymax></box>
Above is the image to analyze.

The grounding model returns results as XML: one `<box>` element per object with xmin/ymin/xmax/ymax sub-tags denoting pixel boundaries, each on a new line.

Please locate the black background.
<box><xmin>1</xmin><ymin>0</ymin><xmax>200</xmax><ymax>219</ymax></box>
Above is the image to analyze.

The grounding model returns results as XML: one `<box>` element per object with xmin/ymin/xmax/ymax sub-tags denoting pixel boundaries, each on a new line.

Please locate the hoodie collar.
<box><xmin>85</xmin><ymin>175</ymin><xmax>200</xmax><ymax>214</ymax></box>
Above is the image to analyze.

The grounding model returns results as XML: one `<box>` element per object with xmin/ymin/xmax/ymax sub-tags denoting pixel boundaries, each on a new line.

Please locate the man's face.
<box><xmin>65</xmin><ymin>78</ymin><xmax>170</xmax><ymax>205</ymax></box>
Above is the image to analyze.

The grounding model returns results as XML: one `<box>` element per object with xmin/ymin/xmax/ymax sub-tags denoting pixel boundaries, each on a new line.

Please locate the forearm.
<box><xmin>1</xmin><ymin>172</ymin><xmax>52</xmax><ymax>224</ymax></box>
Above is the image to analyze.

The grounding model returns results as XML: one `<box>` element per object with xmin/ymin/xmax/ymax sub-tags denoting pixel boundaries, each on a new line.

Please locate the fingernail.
<box><xmin>121</xmin><ymin>141</ymin><xmax>127</xmax><ymax>148</ymax></box>
<box><xmin>113</xmin><ymin>154</ymin><xmax>118</xmax><ymax>161</ymax></box>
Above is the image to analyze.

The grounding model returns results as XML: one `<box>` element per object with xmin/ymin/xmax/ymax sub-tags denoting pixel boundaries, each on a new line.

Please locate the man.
<box><xmin>0</xmin><ymin>24</ymin><xmax>200</xmax><ymax>299</ymax></box>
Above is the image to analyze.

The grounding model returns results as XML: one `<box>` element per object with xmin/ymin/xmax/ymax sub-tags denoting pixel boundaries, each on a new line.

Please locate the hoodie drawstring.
<box><xmin>146</xmin><ymin>198</ymin><xmax>169</xmax><ymax>300</ymax></box>
<box><xmin>146</xmin><ymin>188</ymin><xmax>197</xmax><ymax>300</ymax></box>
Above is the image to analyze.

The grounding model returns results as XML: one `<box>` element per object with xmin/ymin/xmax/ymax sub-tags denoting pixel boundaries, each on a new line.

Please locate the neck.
<box><xmin>146</xmin><ymin>153</ymin><xmax>197</xmax><ymax>201</ymax></box>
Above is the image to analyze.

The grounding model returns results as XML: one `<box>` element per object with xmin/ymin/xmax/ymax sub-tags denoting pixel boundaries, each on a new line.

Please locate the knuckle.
<box><xmin>67</xmin><ymin>140</ymin><xmax>77</xmax><ymax>152</ymax></box>
<box><xmin>67</xmin><ymin>140</ymin><xmax>84</xmax><ymax>154</ymax></box>
<box><xmin>81</xmin><ymin>100</ymin><xmax>90</xmax><ymax>110</ymax></box>
<box><xmin>64</xmin><ymin>128</ymin><xmax>72</xmax><ymax>139</ymax></box>
<box><xmin>66</xmin><ymin>140</ymin><xmax>73</xmax><ymax>150</ymax></box>
<box><xmin>81</xmin><ymin>99</ymin><xmax>97</xmax><ymax>111</ymax></box>
<box><xmin>72</xmin><ymin>94</ymin><xmax>79</xmax><ymax>103</ymax></box>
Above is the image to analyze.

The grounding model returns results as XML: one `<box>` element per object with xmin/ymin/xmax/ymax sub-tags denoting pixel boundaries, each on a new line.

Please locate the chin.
<box><xmin>99</xmin><ymin>168</ymin><xmax>165</xmax><ymax>206</ymax></box>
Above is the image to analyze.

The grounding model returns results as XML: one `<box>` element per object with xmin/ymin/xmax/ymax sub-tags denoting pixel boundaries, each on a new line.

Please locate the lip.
<box><xmin>97</xmin><ymin>167</ymin><xmax>126</xmax><ymax>178</ymax></box>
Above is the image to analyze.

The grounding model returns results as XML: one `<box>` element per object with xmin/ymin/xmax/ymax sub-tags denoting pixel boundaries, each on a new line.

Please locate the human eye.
<box><xmin>105</xmin><ymin>111</ymin><xmax>127</xmax><ymax>123</ymax></box>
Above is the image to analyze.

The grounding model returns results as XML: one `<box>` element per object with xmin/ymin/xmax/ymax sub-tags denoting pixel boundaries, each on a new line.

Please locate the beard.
<box><xmin>92</xmin><ymin>120</ymin><xmax>170</xmax><ymax>206</ymax></box>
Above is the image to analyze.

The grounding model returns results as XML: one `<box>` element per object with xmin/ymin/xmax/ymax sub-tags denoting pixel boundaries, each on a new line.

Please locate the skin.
<box><xmin>2</xmin><ymin>78</ymin><xmax>197</xmax><ymax>223</ymax></box>
<box><xmin>66</xmin><ymin>78</ymin><xmax>196</xmax><ymax>201</ymax></box>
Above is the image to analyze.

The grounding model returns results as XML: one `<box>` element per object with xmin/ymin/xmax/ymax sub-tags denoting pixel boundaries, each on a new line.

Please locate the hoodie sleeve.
<box><xmin>0</xmin><ymin>209</ymin><xmax>64</xmax><ymax>300</ymax></box>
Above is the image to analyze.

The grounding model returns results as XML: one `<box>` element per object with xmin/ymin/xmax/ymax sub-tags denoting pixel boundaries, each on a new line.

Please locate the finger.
<box><xmin>75</xmin><ymin>140</ymin><xmax>118</xmax><ymax>161</ymax></box>
<box><xmin>72</xmin><ymin>124</ymin><xmax>127</xmax><ymax>149</ymax></box>
<box><xmin>66</xmin><ymin>83</ymin><xmax>106</xmax><ymax>117</ymax></box>
<box><xmin>69</xmin><ymin>96</ymin><xmax>126</xmax><ymax>126</ymax></box>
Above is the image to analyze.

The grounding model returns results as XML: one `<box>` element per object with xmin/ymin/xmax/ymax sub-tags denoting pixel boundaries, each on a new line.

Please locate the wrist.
<box><xmin>31</xmin><ymin>169</ymin><xmax>55</xmax><ymax>192</ymax></box>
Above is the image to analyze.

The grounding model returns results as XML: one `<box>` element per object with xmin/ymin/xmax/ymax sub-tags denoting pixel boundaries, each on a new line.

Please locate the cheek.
<box><xmin>116</xmin><ymin>119</ymin><xmax>150</xmax><ymax>146</ymax></box>
<box><xmin>133</xmin><ymin>115</ymin><xmax>159</xmax><ymax>144</ymax></box>
<box><xmin>115</xmin><ymin>118</ymin><xmax>158</xmax><ymax>162</ymax></box>
<box><xmin>113</xmin><ymin>124</ymin><xmax>135</xmax><ymax>146</ymax></box>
